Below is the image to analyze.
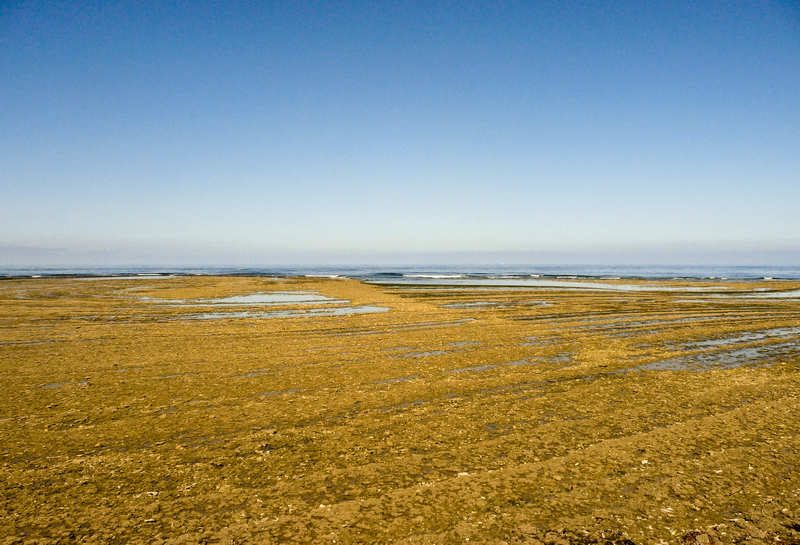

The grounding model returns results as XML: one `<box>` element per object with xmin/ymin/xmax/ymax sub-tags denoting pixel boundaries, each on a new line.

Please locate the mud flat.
<box><xmin>1</xmin><ymin>275</ymin><xmax>800</xmax><ymax>544</ymax></box>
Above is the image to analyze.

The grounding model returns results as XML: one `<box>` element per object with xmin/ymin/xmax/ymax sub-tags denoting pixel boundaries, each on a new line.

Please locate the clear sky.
<box><xmin>2</xmin><ymin>0</ymin><xmax>799</xmax><ymax>266</ymax></box>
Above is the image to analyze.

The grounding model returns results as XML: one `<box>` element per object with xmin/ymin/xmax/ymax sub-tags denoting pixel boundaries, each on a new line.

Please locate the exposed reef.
<box><xmin>1</xmin><ymin>276</ymin><xmax>799</xmax><ymax>544</ymax></box>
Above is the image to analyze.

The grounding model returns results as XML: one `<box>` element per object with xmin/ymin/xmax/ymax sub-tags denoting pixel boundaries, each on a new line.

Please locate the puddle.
<box><xmin>39</xmin><ymin>381</ymin><xmax>89</xmax><ymax>389</ymax></box>
<box><xmin>442</xmin><ymin>300</ymin><xmax>551</xmax><ymax>309</ymax></box>
<box><xmin>146</xmin><ymin>291</ymin><xmax>348</xmax><ymax>307</ymax></box>
<box><xmin>190</xmin><ymin>311</ymin><xmax>260</xmax><ymax>319</ymax></box>
<box><xmin>183</xmin><ymin>305</ymin><xmax>390</xmax><ymax>320</ymax></box>
<box><xmin>0</xmin><ymin>339</ymin><xmax>58</xmax><ymax>346</ymax></box>
<box><xmin>389</xmin><ymin>318</ymin><xmax>475</xmax><ymax>331</ymax></box>
<box><xmin>198</xmin><ymin>292</ymin><xmax>344</xmax><ymax>305</ymax></box>
<box><xmin>504</xmin><ymin>358</ymin><xmax>535</xmax><ymax>366</ymax></box>
<box><xmin>677</xmin><ymin>327</ymin><xmax>800</xmax><ymax>350</ymax></box>
<box><xmin>392</xmin><ymin>287</ymin><xmax>536</xmax><ymax>292</ymax></box>
<box><xmin>158</xmin><ymin>372</ymin><xmax>200</xmax><ymax>379</ymax></box>
<box><xmin>624</xmin><ymin>340</ymin><xmax>800</xmax><ymax>373</ymax></box>
<box><xmin>258</xmin><ymin>389</ymin><xmax>299</xmax><ymax>397</ymax></box>
<box><xmin>419</xmin><ymin>356</ymin><xmax>555</xmax><ymax>374</ymax></box>
<box><xmin>727</xmin><ymin>289</ymin><xmax>800</xmax><ymax>299</ymax></box>
<box><xmin>673</xmin><ymin>289</ymin><xmax>800</xmax><ymax>301</ymax></box>
<box><xmin>403</xmin><ymin>350</ymin><xmax>450</xmax><ymax>358</ymax></box>
<box><xmin>323</xmin><ymin>329</ymin><xmax>382</xmax><ymax>337</ymax></box>
<box><xmin>607</xmin><ymin>329</ymin><xmax>663</xmax><ymax>338</ymax></box>
<box><xmin>545</xmin><ymin>353</ymin><xmax>573</xmax><ymax>364</ymax></box>
<box><xmin>233</xmin><ymin>369</ymin><xmax>269</xmax><ymax>378</ymax></box>
<box><xmin>520</xmin><ymin>336</ymin><xmax>557</xmax><ymax>347</ymax></box>
<box><xmin>441</xmin><ymin>301</ymin><xmax>497</xmax><ymax>308</ymax></box>
<box><xmin>40</xmin><ymin>382</ymin><xmax>70</xmax><ymax>389</ymax></box>
<box><xmin>445</xmin><ymin>364</ymin><xmax>498</xmax><ymax>373</ymax></box>
<box><xmin>78</xmin><ymin>275</ymin><xmax>178</xmax><ymax>280</ymax></box>
<box><xmin>577</xmin><ymin>316</ymin><xmax>714</xmax><ymax>330</ymax></box>
<box><xmin>374</xmin><ymin>375</ymin><xmax>419</xmax><ymax>384</ymax></box>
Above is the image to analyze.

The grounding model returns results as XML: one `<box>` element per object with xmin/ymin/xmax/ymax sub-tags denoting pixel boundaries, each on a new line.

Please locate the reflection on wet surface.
<box><xmin>625</xmin><ymin>340</ymin><xmax>800</xmax><ymax>372</ymax></box>
<box><xmin>144</xmin><ymin>291</ymin><xmax>348</xmax><ymax>306</ymax></box>
<box><xmin>441</xmin><ymin>301</ymin><xmax>497</xmax><ymax>308</ymax></box>
<box><xmin>40</xmin><ymin>382</ymin><xmax>70</xmax><ymax>389</ymax></box>
<box><xmin>183</xmin><ymin>305</ymin><xmax>391</xmax><ymax>320</ymax></box>
<box><xmin>401</xmin><ymin>350</ymin><xmax>450</xmax><ymax>358</ymax></box>
<box><xmin>722</xmin><ymin>289</ymin><xmax>800</xmax><ymax>299</ymax></box>
<box><xmin>677</xmin><ymin>326</ymin><xmax>800</xmax><ymax>350</ymax></box>
<box><xmin>442</xmin><ymin>300</ymin><xmax>552</xmax><ymax>309</ymax></box>
<box><xmin>382</xmin><ymin>346</ymin><xmax>414</xmax><ymax>352</ymax></box>
<box><xmin>258</xmin><ymin>389</ymin><xmax>300</xmax><ymax>397</ymax></box>
<box><xmin>373</xmin><ymin>375</ymin><xmax>419</xmax><ymax>384</ymax></box>
<box><xmin>445</xmin><ymin>363</ymin><xmax>498</xmax><ymax>373</ymax></box>
<box><xmin>503</xmin><ymin>358</ymin><xmax>535</xmax><ymax>366</ymax></box>
<box><xmin>444</xmin><ymin>357</ymin><xmax>552</xmax><ymax>374</ymax></box>
<box><xmin>191</xmin><ymin>291</ymin><xmax>344</xmax><ymax>305</ymax></box>
<box><xmin>520</xmin><ymin>335</ymin><xmax>558</xmax><ymax>347</ymax></box>
<box><xmin>78</xmin><ymin>275</ymin><xmax>178</xmax><ymax>280</ymax></box>
<box><xmin>39</xmin><ymin>380</ymin><xmax>89</xmax><ymax>388</ymax></box>
<box><xmin>232</xmin><ymin>369</ymin><xmax>269</xmax><ymax>378</ymax></box>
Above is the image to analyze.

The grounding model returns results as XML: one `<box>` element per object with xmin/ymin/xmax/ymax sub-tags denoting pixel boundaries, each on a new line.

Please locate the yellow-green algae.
<box><xmin>1</xmin><ymin>276</ymin><xmax>799</xmax><ymax>544</ymax></box>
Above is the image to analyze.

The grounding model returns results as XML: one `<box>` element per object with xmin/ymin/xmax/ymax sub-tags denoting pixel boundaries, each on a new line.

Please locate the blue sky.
<box><xmin>2</xmin><ymin>0</ymin><xmax>799</xmax><ymax>265</ymax></box>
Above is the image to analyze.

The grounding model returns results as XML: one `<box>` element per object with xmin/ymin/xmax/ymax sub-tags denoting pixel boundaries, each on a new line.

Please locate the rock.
<box><xmin>682</xmin><ymin>531</ymin><xmax>718</xmax><ymax>545</ymax></box>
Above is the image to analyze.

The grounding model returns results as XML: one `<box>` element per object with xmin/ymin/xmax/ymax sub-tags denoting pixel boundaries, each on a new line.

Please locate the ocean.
<box><xmin>1</xmin><ymin>264</ymin><xmax>799</xmax><ymax>280</ymax></box>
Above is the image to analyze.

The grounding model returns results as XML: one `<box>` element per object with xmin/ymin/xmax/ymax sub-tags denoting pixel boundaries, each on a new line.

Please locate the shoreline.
<box><xmin>2</xmin><ymin>268</ymin><xmax>800</xmax><ymax>282</ymax></box>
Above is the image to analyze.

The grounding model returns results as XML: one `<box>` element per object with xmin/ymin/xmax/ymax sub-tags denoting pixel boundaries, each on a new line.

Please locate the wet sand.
<box><xmin>1</xmin><ymin>275</ymin><xmax>799</xmax><ymax>544</ymax></box>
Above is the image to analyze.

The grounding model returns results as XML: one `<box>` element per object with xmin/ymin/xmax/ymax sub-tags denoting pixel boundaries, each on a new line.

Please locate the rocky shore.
<box><xmin>2</xmin><ymin>275</ymin><xmax>799</xmax><ymax>544</ymax></box>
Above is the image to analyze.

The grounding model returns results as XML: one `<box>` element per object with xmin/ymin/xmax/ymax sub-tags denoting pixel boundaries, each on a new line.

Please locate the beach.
<box><xmin>2</xmin><ymin>274</ymin><xmax>799</xmax><ymax>544</ymax></box>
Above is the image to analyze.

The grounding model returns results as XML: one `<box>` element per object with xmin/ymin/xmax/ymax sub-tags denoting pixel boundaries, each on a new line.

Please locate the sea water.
<box><xmin>2</xmin><ymin>264</ymin><xmax>800</xmax><ymax>280</ymax></box>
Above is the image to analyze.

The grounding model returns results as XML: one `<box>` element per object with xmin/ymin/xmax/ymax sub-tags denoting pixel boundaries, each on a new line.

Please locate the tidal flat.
<box><xmin>1</xmin><ymin>276</ymin><xmax>800</xmax><ymax>544</ymax></box>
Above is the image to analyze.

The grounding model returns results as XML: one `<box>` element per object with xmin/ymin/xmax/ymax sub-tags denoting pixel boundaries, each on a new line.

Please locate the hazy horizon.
<box><xmin>3</xmin><ymin>241</ymin><xmax>800</xmax><ymax>269</ymax></box>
